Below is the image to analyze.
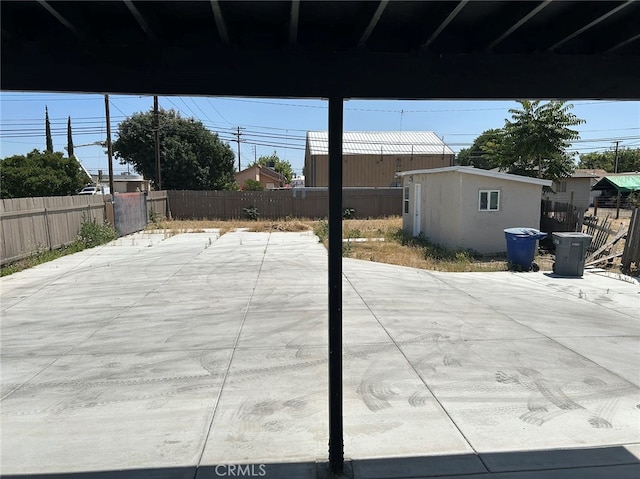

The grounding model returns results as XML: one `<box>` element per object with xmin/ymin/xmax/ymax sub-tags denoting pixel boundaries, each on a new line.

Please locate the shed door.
<box><xmin>413</xmin><ymin>183</ymin><xmax>421</xmax><ymax>237</ymax></box>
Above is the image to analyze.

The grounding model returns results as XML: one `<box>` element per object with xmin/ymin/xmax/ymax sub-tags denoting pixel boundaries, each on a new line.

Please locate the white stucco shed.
<box><xmin>398</xmin><ymin>166</ymin><xmax>552</xmax><ymax>255</ymax></box>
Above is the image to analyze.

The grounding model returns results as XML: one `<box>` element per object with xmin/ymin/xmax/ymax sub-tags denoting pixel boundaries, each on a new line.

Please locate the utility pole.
<box><xmin>154</xmin><ymin>96</ymin><xmax>161</xmax><ymax>190</ymax></box>
<box><xmin>253</xmin><ymin>145</ymin><xmax>257</xmax><ymax>163</ymax></box>
<box><xmin>104</xmin><ymin>95</ymin><xmax>115</xmax><ymax>196</ymax></box>
<box><xmin>613</xmin><ymin>140</ymin><xmax>620</xmax><ymax>173</ymax></box>
<box><xmin>235</xmin><ymin>126</ymin><xmax>244</xmax><ymax>171</ymax></box>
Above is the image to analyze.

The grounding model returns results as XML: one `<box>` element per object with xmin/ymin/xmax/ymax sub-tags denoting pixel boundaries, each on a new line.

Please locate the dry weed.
<box><xmin>152</xmin><ymin>217</ymin><xmax>555</xmax><ymax>273</ymax></box>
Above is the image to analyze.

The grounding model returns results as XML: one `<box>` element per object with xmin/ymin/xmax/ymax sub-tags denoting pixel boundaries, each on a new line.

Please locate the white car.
<box><xmin>77</xmin><ymin>185</ymin><xmax>110</xmax><ymax>195</ymax></box>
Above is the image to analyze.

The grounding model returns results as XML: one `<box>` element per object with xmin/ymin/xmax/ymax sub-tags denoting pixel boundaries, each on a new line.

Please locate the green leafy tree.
<box><xmin>243</xmin><ymin>179</ymin><xmax>264</xmax><ymax>191</ymax></box>
<box><xmin>0</xmin><ymin>149</ymin><xmax>86</xmax><ymax>199</ymax></box>
<box><xmin>488</xmin><ymin>100</ymin><xmax>584</xmax><ymax>183</ymax></box>
<box><xmin>248</xmin><ymin>151</ymin><xmax>293</xmax><ymax>183</ymax></box>
<box><xmin>578</xmin><ymin>148</ymin><xmax>640</xmax><ymax>173</ymax></box>
<box><xmin>45</xmin><ymin>106</ymin><xmax>53</xmax><ymax>153</ymax></box>
<box><xmin>113</xmin><ymin>108</ymin><xmax>236</xmax><ymax>190</ymax></box>
<box><xmin>457</xmin><ymin>128</ymin><xmax>503</xmax><ymax>169</ymax></box>
<box><xmin>67</xmin><ymin>116</ymin><xmax>74</xmax><ymax>158</ymax></box>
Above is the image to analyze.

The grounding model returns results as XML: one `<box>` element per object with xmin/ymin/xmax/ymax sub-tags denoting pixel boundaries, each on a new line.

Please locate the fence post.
<box><xmin>622</xmin><ymin>207</ymin><xmax>639</xmax><ymax>273</ymax></box>
<box><xmin>44</xmin><ymin>207</ymin><xmax>52</xmax><ymax>251</ymax></box>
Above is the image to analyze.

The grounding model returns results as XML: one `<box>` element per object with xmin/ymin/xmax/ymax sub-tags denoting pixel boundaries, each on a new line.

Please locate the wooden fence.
<box><xmin>0</xmin><ymin>195</ymin><xmax>112</xmax><ymax>265</ymax></box>
<box><xmin>622</xmin><ymin>208</ymin><xmax>640</xmax><ymax>274</ymax></box>
<box><xmin>147</xmin><ymin>190</ymin><xmax>168</xmax><ymax>220</ymax></box>
<box><xmin>167</xmin><ymin>188</ymin><xmax>402</xmax><ymax>220</ymax></box>
<box><xmin>540</xmin><ymin>199</ymin><xmax>586</xmax><ymax>234</ymax></box>
<box><xmin>0</xmin><ymin>191</ymin><xmax>169</xmax><ymax>266</ymax></box>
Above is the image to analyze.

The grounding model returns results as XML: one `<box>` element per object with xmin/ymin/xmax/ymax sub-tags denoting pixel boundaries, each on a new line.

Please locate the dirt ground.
<box><xmin>150</xmin><ymin>211</ymin><xmax>637</xmax><ymax>276</ymax></box>
<box><xmin>582</xmin><ymin>207</ymin><xmax>635</xmax><ymax>274</ymax></box>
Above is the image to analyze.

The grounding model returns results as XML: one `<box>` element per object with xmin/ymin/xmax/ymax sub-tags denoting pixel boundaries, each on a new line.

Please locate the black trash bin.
<box><xmin>552</xmin><ymin>232</ymin><xmax>592</xmax><ymax>276</ymax></box>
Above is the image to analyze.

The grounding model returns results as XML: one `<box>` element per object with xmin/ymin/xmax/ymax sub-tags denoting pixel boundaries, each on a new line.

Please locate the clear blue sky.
<box><xmin>1</xmin><ymin>93</ymin><xmax>639</xmax><ymax>178</ymax></box>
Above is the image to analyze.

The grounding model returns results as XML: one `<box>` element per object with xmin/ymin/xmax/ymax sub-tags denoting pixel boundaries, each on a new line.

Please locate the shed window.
<box><xmin>479</xmin><ymin>190</ymin><xmax>500</xmax><ymax>211</ymax></box>
<box><xmin>404</xmin><ymin>186</ymin><xmax>410</xmax><ymax>214</ymax></box>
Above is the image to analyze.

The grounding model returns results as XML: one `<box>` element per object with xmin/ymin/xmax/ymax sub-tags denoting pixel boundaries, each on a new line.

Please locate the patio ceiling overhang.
<box><xmin>2</xmin><ymin>1</ymin><xmax>639</xmax><ymax>98</ymax></box>
<box><xmin>2</xmin><ymin>0</ymin><xmax>639</xmax><ymax>473</ymax></box>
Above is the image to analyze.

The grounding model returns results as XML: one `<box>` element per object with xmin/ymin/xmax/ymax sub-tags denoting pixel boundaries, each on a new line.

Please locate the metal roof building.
<box><xmin>305</xmin><ymin>131</ymin><xmax>454</xmax><ymax>187</ymax></box>
<box><xmin>593</xmin><ymin>174</ymin><xmax>640</xmax><ymax>193</ymax></box>
<box><xmin>306</xmin><ymin>131</ymin><xmax>454</xmax><ymax>156</ymax></box>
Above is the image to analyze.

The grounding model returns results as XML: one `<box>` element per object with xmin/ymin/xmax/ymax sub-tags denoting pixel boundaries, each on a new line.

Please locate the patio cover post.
<box><xmin>328</xmin><ymin>96</ymin><xmax>344</xmax><ymax>473</ymax></box>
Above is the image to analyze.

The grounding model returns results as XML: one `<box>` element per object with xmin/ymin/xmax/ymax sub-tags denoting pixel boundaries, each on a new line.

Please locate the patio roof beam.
<box><xmin>289</xmin><ymin>0</ymin><xmax>300</xmax><ymax>47</ymax></box>
<box><xmin>210</xmin><ymin>0</ymin><xmax>230</xmax><ymax>46</ymax></box>
<box><xmin>358</xmin><ymin>0</ymin><xmax>389</xmax><ymax>49</ymax></box>
<box><xmin>548</xmin><ymin>0</ymin><xmax>634</xmax><ymax>52</ymax></box>
<box><xmin>37</xmin><ymin>0</ymin><xmax>81</xmax><ymax>37</ymax></box>
<box><xmin>124</xmin><ymin>0</ymin><xmax>157</xmax><ymax>42</ymax></box>
<box><xmin>605</xmin><ymin>32</ymin><xmax>640</xmax><ymax>53</ymax></box>
<box><xmin>485</xmin><ymin>0</ymin><xmax>552</xmax><ymax>52</ymax></box>
<box><xmin>420</xmin><ymin>0</ymin><xmax>468</xmax><ymax>52</ymax></box>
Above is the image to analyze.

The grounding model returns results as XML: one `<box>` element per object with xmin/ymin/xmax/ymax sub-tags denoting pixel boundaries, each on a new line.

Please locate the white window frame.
<box><xmin>479</xmin><ymin>190</ymin><xmax>500</xmax><ymax>211</ymax></box>
<box><xmin>403</xmin><ymin>186</ymin><xmax>410</xmax><ymax>214</ymax></box>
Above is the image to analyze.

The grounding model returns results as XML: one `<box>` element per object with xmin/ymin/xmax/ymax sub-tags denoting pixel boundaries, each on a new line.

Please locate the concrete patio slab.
<box><xmin>1</xmin><ymin>230</ymin><xmax>638</xmax><ymax>478</ymax></box>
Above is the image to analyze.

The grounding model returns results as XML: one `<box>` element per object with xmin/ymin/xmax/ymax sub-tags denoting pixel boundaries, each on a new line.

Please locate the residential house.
<box><xmin>398</xmin><ymin>166</ymin><xmax>552</xmax><ymax>254</ymax></box>
<box><xmin>543</xmin><ymin>169</ymin><xmax>608</xmax><ymax>209</ymax></box>
<box><xmin>236</xmin><ymin>164</ymin><xmax>286</xmax><ymax>190</ymax></box>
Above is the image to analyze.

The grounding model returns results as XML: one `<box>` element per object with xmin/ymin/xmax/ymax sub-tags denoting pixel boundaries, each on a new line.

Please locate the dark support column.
<box><xmin>328</xmin><ymin>96</ymin><xmax>344</xmax><ymax>473</ymax></box>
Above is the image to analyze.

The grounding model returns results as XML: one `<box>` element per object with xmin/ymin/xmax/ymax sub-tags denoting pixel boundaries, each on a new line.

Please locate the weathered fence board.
<box><xmin>583</xmin><ymin>215</ymin><xmax>613</xmax><ymax>256</ymax></box>
<box><xmin>0</xmin><ymin>195</ymin><xmax>111</xmax><ymax>265</ymax></box>
<box><xmin>540</xmin><ymin>199</ymin><xmax>585</xmax><ymax>233</ymax></box>
<box><xmin>147</xmin><ymin>191</ymin><xmax>168</xmax><ymax>220</ymax></box>
<box><xmin>622</xmin><ymin>208</ymin><xmax>640</xmax><ymax>274</ymax></box>
<box><xmin>167</xmin><ymin>188</ymin><xmax>402</xmax><ymax>220</ymax></box>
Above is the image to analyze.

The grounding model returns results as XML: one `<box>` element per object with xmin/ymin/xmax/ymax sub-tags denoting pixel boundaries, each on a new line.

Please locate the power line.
<box><xmin>205</xmin><ymin>98</ymin><xmax>232</xmax><ymax>125</ymax></box>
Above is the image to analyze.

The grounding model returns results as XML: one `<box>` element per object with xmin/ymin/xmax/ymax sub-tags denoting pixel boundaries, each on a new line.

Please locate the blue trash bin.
<box><xmin>504</xmin><ymin>228</ymin><xmax>547</xmax><ymax>271</ymax></box>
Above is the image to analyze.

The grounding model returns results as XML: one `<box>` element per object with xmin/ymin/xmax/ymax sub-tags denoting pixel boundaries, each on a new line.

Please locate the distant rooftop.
<box><xmin>592</xmin><ymin>174</ymin><xmax>640</xmax><ymax>192</ymax></box>
<box><xmin>306</xmin><ymin>131</ymin><xmax>454</xmax><ymax>156</ymax></box>
<box><xmin>572</xmin><ymin>169</ymin><xmax>609</xmax><ymax>178</ymax></box>
<box><xmin>397</xmin><ymin>166</ymin><xmax>552</xmax><ymax>187</ymax></box>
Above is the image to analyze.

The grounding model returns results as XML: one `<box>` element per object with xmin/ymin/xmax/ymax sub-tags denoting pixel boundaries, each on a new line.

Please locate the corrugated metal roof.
<box><xmin>592</xmin><ymin>175</ymin><xmax>640</xmax><ymax>192</ymax></box>
<box><xmin>307</xmin><ymin>131</ymin><xmax>454</xmax><ymax>156</ymax></box>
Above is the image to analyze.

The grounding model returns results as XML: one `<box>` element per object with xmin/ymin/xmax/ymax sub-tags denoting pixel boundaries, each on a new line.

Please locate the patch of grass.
<box><xmin>1</xmin><ymin>243</ymin><xmax>85</xmax><ymax>277</ymax></box>
<box><xmin>1</xmin><ymin>219</ymin><xmax>118</xmax><ymax>277</ymax></box>
<box><xmin>314</xmin><ymin>220</ymin><xmax>328</xmax><ymax>243</ymax></box>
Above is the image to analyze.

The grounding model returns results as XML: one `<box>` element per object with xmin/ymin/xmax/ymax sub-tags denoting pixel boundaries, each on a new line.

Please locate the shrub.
<box><xmin>78</xmin><ymin>219</ymin><xmax>117</xmax><ymax>248</ymax></box>
<box><xmin>314</xmin><ymin>220</ymin><xmax>328</xmax><ymax>242</ymax></box>
<box><xmin>243</xmin><ymin>206</ymin><xmax>260</xmax><ymax>220</ymax></box>
<box><xmin>342</xmin><ymin>207</ymin><xmax>356</xmax><ymax>219</ymax></box>
<box><xmin>243</xmin><ymin>179</ymin><xmax>264</xmax><ymax>191</ymax></box>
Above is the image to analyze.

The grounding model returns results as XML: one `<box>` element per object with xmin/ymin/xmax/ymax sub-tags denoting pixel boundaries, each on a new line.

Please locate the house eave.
<box><xmin>397</xmin><ymin>166</ymin><xmax>553</xmax><ymax>187</ymax></box>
